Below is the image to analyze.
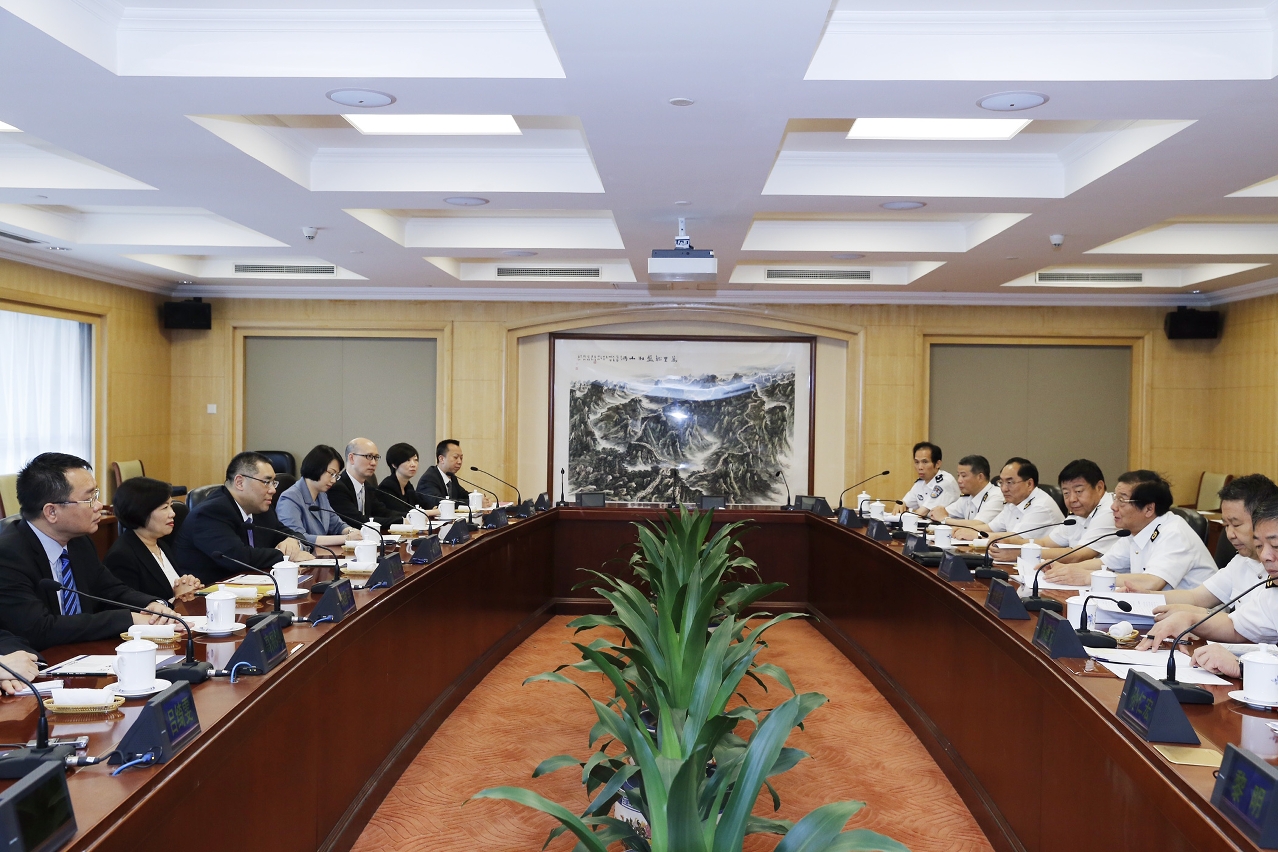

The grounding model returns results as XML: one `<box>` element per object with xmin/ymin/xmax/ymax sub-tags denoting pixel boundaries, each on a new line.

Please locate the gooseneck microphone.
<box><xmin>776</xmin><ymin>470</ymin><xmax>792</xmax><ymax>511</ymax></box>
<box><xmin>1077</xmin><ymin>595</ymin><xmax>1134</xmax><ymax>648</ymax></box>
<box><xmin>212</xmin><ymin>552</ymin><xmax>293</xmax><ymax>627</ymax></box>
<box><xmin>981</xmin><ymin>518</ymin><xmax>1077</xmax><ymax>568</ymax></box>
<box><xmin>557</xmin><ymin>468</ymin><xmax>569</xmax><ymax>507</ymax></box>
<box><xmin>1164</xmin><ymin>575</ymin><xmax>1278</xmax><ymax>704</ymax></box>
<box><xmin>857</xmin><ymin>497</ymin><xmax>903</xmax><ymax>515</ymax></box>
<box><xmin>469</xmin><ymin>466</ymin><xmax>521</xmax><ymax>508</ymax></box>
<box><xmin>838</xmin><ymin>471</ymin><xmax>891</xmax><ymax>509</ymax></box>
<box><xmin>1024</xmin><ymin>529</ymin><xmax>1131</xmax><ymax>613</ymax></box>
<box><xmin>36</xmin><ymin>579</ymin><xmax>211</xmax><ymax>685</ymax></box>
<box><xmin>0</xmin><ymin>657</ymin><xmax>75</xmax><ymax>778</ymax></box>
<box><xmin>309</xmin><ymin>504</ymin><xmax>387</xmax><ymax>556</ymax></box>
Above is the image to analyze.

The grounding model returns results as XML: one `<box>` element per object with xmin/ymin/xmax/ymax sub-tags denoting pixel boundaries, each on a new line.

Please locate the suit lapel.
<box><xmin>127</xmin><ymin>530</ymin><xmax>170</xmax><ymax>592</ymax></box>
<box><xmin>17</xmin><ymin>522</ymin><xmax>61</xmax><ymax>611</ymax></box>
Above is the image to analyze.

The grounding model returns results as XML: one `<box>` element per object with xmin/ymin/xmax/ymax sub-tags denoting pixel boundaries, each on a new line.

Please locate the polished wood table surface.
<box><xmin>0</xmin><ymin>508</ymin><xmax>1267</xmax><ymax>852</ymax></box>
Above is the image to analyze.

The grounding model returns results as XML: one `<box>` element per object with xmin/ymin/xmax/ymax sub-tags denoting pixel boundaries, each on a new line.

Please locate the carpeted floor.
<box><xmin>352</xmin><ymin>616</ymin><xmax>993</xmax><ymax>852</ymax></box>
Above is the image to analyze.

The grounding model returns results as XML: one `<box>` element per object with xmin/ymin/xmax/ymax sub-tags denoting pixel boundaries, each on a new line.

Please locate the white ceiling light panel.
<box><xmin>766</xmin><ymin>120</ymin><xmax>1193</xmax><ymax>198</ymax></box>
<box><xmin>1002</xmin><ymin>263</ymin><xmax>1266</xmax><ymax>289</ymax></box>
<box><xmin>807</xmin><ymin>4</ymin><xmax>1278</xmax><ymax>81</ymax></box>
<box><xmin>0</xmin><ymin>205</ymin><xmax>285</xmax><ymax>247</ymax></box>
<box><xmin>846</xmin><ymin>118</ymin><xmax>1030</xmax><ymax>141</ymax></box>
<box><xmin>741</xmin><ymin>214</ymin><xmax>1029</xmax><ymax>253</ymax></box>
<box><xmin>346</xmin><ymin>209</ymin><xmax>624</xmax><ymax>250</ymax></box>
<box><xmin>0</xmin><ymin>1</ymin><xmax>565</xmax><ymax>78</ymax></box>
<box><xmin>344</xmin><ymin>114</ymin><xmax>521</xmax><ymax>136</ymax></box>
<box><xmin>1089</xmin><ymin>222</ymin><xmax>1278</xmax><ymax>255</ymax></box>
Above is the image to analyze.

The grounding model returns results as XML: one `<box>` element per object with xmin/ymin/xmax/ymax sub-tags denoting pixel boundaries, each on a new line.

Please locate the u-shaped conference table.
<box><xmin>8</xmin><ymin>508</ymin><xmax>1268</xmax><ymax>852</ymax></box>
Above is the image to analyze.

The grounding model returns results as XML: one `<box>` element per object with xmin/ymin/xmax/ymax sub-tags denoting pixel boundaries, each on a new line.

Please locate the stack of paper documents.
<box><xmin>1087</xmin><ymin>647</ymin><xmax>1230</xmax><ymax>686</ymax></box>
<box><xmin>1066</xmin><ymin>593</ymin><xmax>1165</xmax><ymax>630</ymax></box>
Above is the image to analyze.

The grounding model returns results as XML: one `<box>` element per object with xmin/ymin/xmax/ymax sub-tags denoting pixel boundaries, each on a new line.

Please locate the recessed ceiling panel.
<box><xmin>0</xmin><ymin>205</ymin><xmax>285</xmax><ymax>247</ymax></box>
<box><xmin>0</xmin><ymin>130</ymin><xmax>153</xmax><ymax>190</ymax></box>
<box><xmin>1002</xmin><ymin>263</ymin><xmax>1266</xmax><ymax>288</ymax></box>
<box><xmin>741</xmin><ymin>214</ymin><xmax>1029</xmax><ymax>253</ymax></box>
<box><xmin>764</xmin><ymin>120</ymin><xmax>1193</xmax><ymax>198</ymax></box>
<box><xmin>191</xmin><ymin>115</ymin><xmax>603</xmax><ymax>193</ymax></box>
<box><xmin>1089</xmin><ymin>221</ymin><xmax>1278</xmax><ymax>255</ymax></box>
<box><xmin>0</xmin><ymin>1</ymin><xmax>565</xmax><ymax>78</ymax></box>
<box><xmin>126</xmin><ymin>254</ymin><xmax>365</xmax><ymax>279</ymax></box>
<box><xmin>807</xmin><ymin>2</ymin><xmax>1277</xmax><ymax>81</ymax></box>
<box><xmin>425</xmin><ymin>257</ymin><xmax>635</xmax><ymax>283</ymax></box>
<box><xmin>346</xmin><ymin>209</ymin><xmax>624</xmax><ymax>250</ymax></box>
<box><xmin>728</xmin><ymin>261</ymin><xmax>944</xmax><ymax>285</ymax></box>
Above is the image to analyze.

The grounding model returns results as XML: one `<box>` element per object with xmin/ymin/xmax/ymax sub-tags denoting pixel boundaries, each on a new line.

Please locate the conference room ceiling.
<box><xmin>4</xmin><ymin>0</ymin><xmax>1278</xmax><ymax>305</ymax></box>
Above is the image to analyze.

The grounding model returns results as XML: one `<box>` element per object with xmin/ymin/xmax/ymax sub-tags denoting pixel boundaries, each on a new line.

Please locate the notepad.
<box><xmin>13</xmin><ymin>680</ymin><xmax>62</xmax><ymax>696</ymax></box>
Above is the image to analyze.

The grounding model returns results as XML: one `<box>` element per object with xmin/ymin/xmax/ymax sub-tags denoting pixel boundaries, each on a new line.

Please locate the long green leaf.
<box><xmin>471</xmin><ymin>787</ymin><xmax>610</xmax><ymax>852</ymax></box>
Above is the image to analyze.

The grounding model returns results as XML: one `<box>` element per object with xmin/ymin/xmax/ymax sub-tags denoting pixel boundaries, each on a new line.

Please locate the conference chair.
<box><xmin>270</xmin><ymin>474</ymin><xmax>298</xmax><ymax>512</ymax></box>
<box><xmin>1040</xmin><ymin>483</ymin><xmax>1068</xmax><ymax>517</ymax></box>
<box><xmin>170</xmin><ymin>500</ymin><xmax>189</xmax><ymax>541</ymax></box>
<box><xmin>1180</xmin><ymin>471</ymin><xmax>1233</xmax><ymax>512</ymax></box>
<box><xmin>110</xmin><ymin>459</ymin><xmax>188</xmax><ymax>498</ymax></box>
<box><xmin>0</xmin><ymin>514</ymin><xmax>19</xmax><ymax>531</ymax></box>
<box><xmin>1213</xmin><ymin>522</ymin><xmax>1236</xmax><ymax>569</ymax></box>
<box><xmin>254</xmin><ymin>451</ymin><xmax>297</xmax><ymax>478</ymax></box>
<box><xmin>0</xmin><ymin>473</ymin><xmax>16</xmax><ymax>518</ymax></box>
<box><xmin>1169</xmin><ymin>506</ymin><xmax>1209</xmax><ymax>544</ymax></box>
<box><xmin>186</xmin><ymin>485</ymin><xmax>221</xmax><ymax>510</ymax></box>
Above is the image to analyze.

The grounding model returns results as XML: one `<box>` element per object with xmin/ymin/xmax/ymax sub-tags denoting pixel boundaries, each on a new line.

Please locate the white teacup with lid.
<box><xmin>869</xmin><ymin>501</ymin><xmax>885</xmax><ymax>520</ymax></box>
<box><xmin>932</xmin><ymin>525</ymin><xmax>953</xmax><ymax>548</ymax></box>
<box><xmin>271</xmin><ymin>559</ymin><xmax>299</xmax><ymax>595</ymax></box>
<box><xmin>1090</xmin><ymin>569</ymin><xmax>1117</xmax><ymax>594</ymax></box>
<box><xmin>1242</xmin><ymin>651</ymin><xmax>1278</xmax><ymax>704</ymax></box>
<box><xmin>469</xmin><ymin>490</ymin><xmax>484</xmax><ymax>511</ymax></box>
<box><xmin>114</xmin><ymin>639</ymin><xmax>158</xmax><ymax>693</ymax></box>
<box><xmin>206</xmin><ymin>589</ymin><xmax>239</xmax><ymax>628</ymax></box>
<box><xmin>901</xmin><ymin>512</ymin><xmax>921</xmax><ymax>533</ymax></box>
<box><xmin>438</xmin><ymin>499</ymin><xmax>456</xmax><ymax>519</ymax></box>
<box><xmin>361</xmin><ymin>520</ymin><xmax>381</xmax><ymax>541</ymax></box>
<box><xmin>855</xmin><ymin>491</ymin><xmax>872</xmax><ymax>516</ymax></box>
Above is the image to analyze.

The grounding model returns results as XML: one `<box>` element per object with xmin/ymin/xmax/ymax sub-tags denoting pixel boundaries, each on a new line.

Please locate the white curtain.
<box><xmin>0</xmin><ymin>309</ymin><xmax>94</xmax><ymax>474</ymax></box>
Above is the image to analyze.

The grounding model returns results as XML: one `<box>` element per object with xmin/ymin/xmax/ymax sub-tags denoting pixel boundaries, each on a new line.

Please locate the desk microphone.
<box><xmin>254</xmin><ymin>521</ymin><xmax>345</xmax><ymax>581</ymax></box>
<box><xmin>838</xmin><ymin>471</ymin><xmax>890</xmax><ymax>509</ymax></box>
<box><xmin>0</xmin><ymin>657</ymin><xmax>75</xmax><ymax>778</ymax></box>
<box><xmin>1024</xmin><ymin>529</ymin><xmax>1130</xmax><ymax>613</ymax></box>
<box><xmin>980</xmin><ymin>518</ymin><xmax>1076</xmax><ymax>568</ymax></box>
<box><xmin>469</xmin><ymin>466</ymin><xmax>521</xmax><ymax>508</ymax></box>
<box><xmin>557</xmin><ymin>468</ymin><xmax>569</xmax><ymax>507</ymax></box>
<box><xmin>212</xmin><ymin>552</ymin><xmax>294</xmax><ymax>627</ymax></box>
<box><xmin>309</xmin><ymin>504</ymin><xmax>388</xmax><ymax>557</ymax></box>
<box><xmin>1077</xmin><ymin>595</ymin><xmax>1133</xmax><ymax>648</ymax></box>
<box><xmin>776</xmin><ymin>470</ymin><xmax>792</xmax><ymax>511</ymax></box>
<box><xmin>857</xmin><ymin>497</ymin><xmax>902</xmax><ymax>516</ymax></box>
<box><xmin>372</xmin><ymin>488</ymin><xmax>435</xmax><ymax>533</ymax></box>
<box><xmin>1164</xmin><ymin>575</ymin><xmax>1278</xmax><ymax>704</ymax></box>
<box><xmin>35</xmin><ymin>579</ymin><xmax>211</xmax><ymax>685</ymax></box>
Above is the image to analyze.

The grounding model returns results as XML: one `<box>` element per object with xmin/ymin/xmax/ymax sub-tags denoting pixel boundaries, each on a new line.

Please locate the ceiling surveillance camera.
<box><xmin>1049</xmin><ymin>234</ymin><xmax>1064</xmax><ymax>248</ymax></box>
<box><xmin>302</xmin><ymin>227</ymin><xmax>318</xmax><ymax>240</ymax></box>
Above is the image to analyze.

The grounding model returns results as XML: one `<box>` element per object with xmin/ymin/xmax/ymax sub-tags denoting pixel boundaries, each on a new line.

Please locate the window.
<box><xmin>0</xmin><ymin>309</ymin><xmax>94</xmax><ymax>474</ymax></box>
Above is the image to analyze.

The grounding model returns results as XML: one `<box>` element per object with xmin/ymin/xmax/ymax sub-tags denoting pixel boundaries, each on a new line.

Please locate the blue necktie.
<box><xmin>245</xmin><ymin>518</ymin><xmax>255</xmax><ymax>547</ymax></box>
<box><xmin>58</xmin><ymin>550</ymin><xmax>80</xmax><ymax>615</ymax></box>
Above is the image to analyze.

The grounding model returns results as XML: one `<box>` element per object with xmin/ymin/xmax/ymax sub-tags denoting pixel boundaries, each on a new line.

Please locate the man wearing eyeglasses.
<box><xmin>173</xmin><ymin>451</ymin><xmax>306</xmax><ymax>585</ymax></box>
<box><xmin>951</xmin><ymin>457</ymin><xmax>1064</xmax><ymax>541</ymax></box>
<box><xmin>0</xmin><ymin>453</ymin><xmax>183</xmax><ymax>650</ymax></box>
<box><xmin>327</xmin><ymin>438</ymin><xmax>403</xmax><ymax>531</ymax></box>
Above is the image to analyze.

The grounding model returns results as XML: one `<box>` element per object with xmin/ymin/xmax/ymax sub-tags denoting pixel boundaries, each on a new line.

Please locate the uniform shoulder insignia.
<box><xmin>934</xmin><ymin>473</ymin><xmax>944</xmax><ymax>482</ymax></box>
<box><xmin>1150</xmin><ymin>526</ymin><xmax>1160</xmax><ymax>542</ymax></box>
<box><xmin>1024</xmin><ymin>497</ymin><xmax>1034</xmax><ymax>507</ymax></box>
<box><xmin>931</xmin><ymin>485</ymin><xmax>943</xmax><ymax>498</ymax></box>
<box><xmin>978</xmin><ymin>492</ymin><xmax>988</xmax><ymax>506</ymax></box>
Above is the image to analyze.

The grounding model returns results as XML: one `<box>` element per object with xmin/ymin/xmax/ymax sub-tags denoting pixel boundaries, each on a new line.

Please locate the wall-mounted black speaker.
<box><xmin>162</xmin><ymin>298</ymin><xmax>212</xmax><ymax>330</ymax></box>
<box><xmin>1164</xmin><ymin>307</ymin><xmax>1220</xmax><ymax>340</ymax></box>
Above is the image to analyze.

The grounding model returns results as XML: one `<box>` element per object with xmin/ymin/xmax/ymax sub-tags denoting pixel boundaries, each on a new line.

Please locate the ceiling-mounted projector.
<box><xmin>648</xmin><ymin>218</ymin><xmax>717</xmax><ymax>283</ymax></box>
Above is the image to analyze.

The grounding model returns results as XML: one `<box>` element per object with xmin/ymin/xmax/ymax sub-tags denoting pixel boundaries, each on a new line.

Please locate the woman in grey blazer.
<box><xmin>274</xmin><ymin>445</ymin><xmax>361</xmax><ymax>547</ymax></box>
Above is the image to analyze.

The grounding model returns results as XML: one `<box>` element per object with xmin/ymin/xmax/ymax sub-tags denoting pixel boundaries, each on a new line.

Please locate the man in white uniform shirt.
<box><xmin>928</xmin><ymin>455</ymin><xmax>1003</xmax><ymax>524</ymax></box>
<box><xmin>1050</xmin><ymin>471</ymin><xmax>1214</xmax><ymax>590</ymax></box>
<box><xmin>990</xmin><ymin>459</ymin><xmax>1116</xmax><ymax>562</ymax></box>
<box><xmin>1140</xmin><ymin>492</ymin><xmax>1278</xmax><ymax>676</ymax></box>
<box><xmin>951</xmin><ymin>457</ymin><xmax>1063</xmax><ymax>540</ymax></box>
<box><xmin>1133</xmin><ymin>474</ymin><xmax>1277</xmax><ymax>654</ymax></box>
<box><xmin>901</xmin><ymin>442</ymin><xmax>960</xmax><ymax>514</ymax></box>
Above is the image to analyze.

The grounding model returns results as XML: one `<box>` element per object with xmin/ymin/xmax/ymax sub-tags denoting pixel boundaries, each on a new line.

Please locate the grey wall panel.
<box><xmin>929</xmin><ymin>344</ymin><xmax>1129</xmax><ymax>487</ymax></box>
<box><xmin>244</xmin><ymin>337</ymin><xmax>436</xmax><ymax>483</ymax></box>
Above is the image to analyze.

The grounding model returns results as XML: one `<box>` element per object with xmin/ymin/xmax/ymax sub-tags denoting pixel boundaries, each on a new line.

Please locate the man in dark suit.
<box><xmin>328</xmin><ymin>438</ymin><xmax>403</xmax><ymax>529</ymax></box>
<box><xmin>172</xmin><ymin>452</ymin><xmax>307</xmax><ymax>585</ymax></box>
<box><xmin>416</xmin><ymin>439</ymin><xmax>469</xmax><ymax>509</ymax></box>
<box><xmin>0</xmin><ymin>453</ymin><xmax>180</xmax><ymax>650</ymax></box>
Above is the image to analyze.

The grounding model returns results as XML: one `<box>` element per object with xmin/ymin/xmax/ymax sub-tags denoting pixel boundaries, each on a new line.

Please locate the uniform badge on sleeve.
<box><xmin>931</xmin><ymin>485</ymin><xmax>943</xmax><ymax>498</ymax></box>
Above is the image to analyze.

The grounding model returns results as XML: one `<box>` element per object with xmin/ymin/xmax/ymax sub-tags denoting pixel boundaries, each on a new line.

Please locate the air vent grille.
<box><xmin>234</xmin><ymin>264</ymin><xmax>336</xmax><ymax>275</ymax></box>
<box><xmin>766</xmin><ymin>268</ymin><xmax>871</xmax><ymax>280</ymax></box>
<box><xmin>1036</xmin><ymin>271</ymin><xmax>1143</xmax><ymax>283</ymax></box>
<box><xmin>0</xmin><ymin>230</ymin><xmax>42</xmax><ymax>245</ymax></box>
<box><xmin>496</xmin><ymin>266</ymin><xmax>601</xmax><ymax>278</ymax></box>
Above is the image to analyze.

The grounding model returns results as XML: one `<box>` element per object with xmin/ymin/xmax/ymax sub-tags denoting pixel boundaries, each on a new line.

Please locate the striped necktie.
<box><xmin>58</xmin><ymin>550</ymin><xmax>80</xmax><ymax>615</ymax></box>
<box><xmin>245</xmin><ymin>518</ymin><xmax>255</xmax><ymax>547</ymax></box>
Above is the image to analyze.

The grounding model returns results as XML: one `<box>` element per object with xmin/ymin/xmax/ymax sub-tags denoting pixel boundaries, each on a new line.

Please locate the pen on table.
<box><xmin>289</xmin><ymin>644</ymin><xmax>304</xmax><ymax>655</ymax></box>
<box><xmin>46</xmin><ymin>653</ymin><xmax>87</xmax><ymax>674</ymax></box>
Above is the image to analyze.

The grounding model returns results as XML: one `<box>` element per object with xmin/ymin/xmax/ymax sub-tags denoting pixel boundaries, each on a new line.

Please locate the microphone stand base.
<box><xmin>1076</xmin><ymin>630</ymin><xmax>1118</xmax><ymax>649</ymax></box>
<box><xmin>246</xmin><ymin>611</ymin><xmax>294</xmax><ymax>630</ymax></box>
<box><xmin>1163</xmin><ymin>680</ymin><xmax>1215</xmax><ymax>705</ymax></box>
<box><xmin>0</xmin><ymin>744</ymin><xmax>75</xmax><ymax>779</ymax></box>
<box><xmin>973</xmin><ymin>568</ymin><xmax>1010</xmax><ymax>581</ymax></box>
<box><xmin>1023</xmin><ymin>597</ymin><xmax>1064</xmax><ymax>613</ymax></box>
<box><xmin>158</xmin><ymin>660</ymin><xmax>214</xmax><ymax>685</ymax></box>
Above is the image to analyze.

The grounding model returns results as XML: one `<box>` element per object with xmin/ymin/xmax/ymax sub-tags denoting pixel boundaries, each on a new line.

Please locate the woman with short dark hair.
<box><xmin>275</xmin><ymin>445</ymin><xmax>362</xmax><ymax>546</ymax></box>
<box><xmin>104</xmin><ymin>477</ymin><xmax>203</xmax><ymax>600</ymax></box>
<box><xmin>379</xmin><ymin>442</ymin><xmax>436</xmax><ymax>513</ymax></box>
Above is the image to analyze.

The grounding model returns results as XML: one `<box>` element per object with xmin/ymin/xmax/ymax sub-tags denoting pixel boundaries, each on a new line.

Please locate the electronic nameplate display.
<box><xmin>0</xmin><ymin>760</ymin><xmax>76</xmax><ymax>852</ymax></box>
<box><xmin>1115</xmin><ymin>669</ymin><xmax>1198</xmax><ymax>745</ymax></box>
<box><xmin>1212</xmin><ymin>744</ymin><xmax>1278</xmax><ymax>846</ymax></box>
<box><xmin>1031</xmin><ymin>609</ymin><xmax>1087</xmax><ymax>659</ymax></box>
<box><xmin>112</xmin><ymin>680</ymin><xmax>202</xmax><ymax>764</ymax></box>
<box><xmin>410</xmin><ymin>535</ymin><xmax>443</xmax><ymax>565</ymax></box>
<box><xmin>310</xmin><ymin>577</ymin><xmax>357</xmax><ymax>623</ymax></box>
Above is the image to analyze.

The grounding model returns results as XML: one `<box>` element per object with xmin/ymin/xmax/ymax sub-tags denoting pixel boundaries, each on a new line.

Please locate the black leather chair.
<box><xmin>1170</xmin><ymin>506</ymin><xmax>1209</xmax><ymax>544</ymax></box>
<box><xmin>0</xmin><ymin>514</ymin><xmax>19</xmax><ymax>530</ymax></box>
<box><xmin>170</xmin><ymin>500</ymin><xmax>189</xmax><ymax>541</ymax></box>
<box><xmin>1213</xmin><ymin>524</ymin><xmax>1236</xmax><ymax>568</ymax></box>
<box><xmin>270</xmin><ymin>474</ymin><xmax>298</xmax><ymax>512</ymax></box>
<box><xmin>1039</xmin><ymin>483</ymin><xmax>1067</xmax><ymax>517</ymax></box>
<box><xmin>186</xmin><ymin>484</ymin><xmax>221</xmax><ymax>511</ymax></box>
<box><xmin>255</xmin><ymin>451</ymin><xmax>296</xmax><ymax>477</ymax></box>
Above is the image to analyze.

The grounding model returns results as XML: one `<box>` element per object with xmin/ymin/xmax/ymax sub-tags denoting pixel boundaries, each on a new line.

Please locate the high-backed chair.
<box><xmin>110</xmin><ymin>459</ymin><xmax>188</xmax><ymax>498</ymax></box>
<box><xmin>169</xmin><ymin>499</ymin><xmax>190</xmax><ymax>541</ymax></box>
<box><xmin>0</xmin><ymin>473</ymin><xmax>17</xmax><ymax>519</ymax></box>
<box><xmin>1213</xmin><ymin>523</ymin><xmax>1236</xmax><ymax>568</ymax></box>
<box><xmin>270</xmin><ymin>473</ymin><xmax>298</xmax><ymax>512</ymax></box>
<box><xmin>1181</xmin><ymin>472</ymin><xmax>1233</xmax><ymax>512</ymax></box>
<box><xmin>1</xmin><ymin>514</ymin><xmax>20</xmax><ymax>530</ymax></box>
<box><xmin>1170</xmin><ymin>506</ymin><xmax>1209</xmax><ymax>544</ymax></box>
<box><xmin>186</xmin><ymin>485</ymin><xmax>221</xmax><ymax>511</ymax></box>
<box><xmin>1039</xmin><ymin>483</ymin><xmax>1067</xmax><ymax>517</ymax></box>
<box><xmin>254</xmin><ymin>451</ymin><xmax>297</xmax><ymax>478</ymax></box>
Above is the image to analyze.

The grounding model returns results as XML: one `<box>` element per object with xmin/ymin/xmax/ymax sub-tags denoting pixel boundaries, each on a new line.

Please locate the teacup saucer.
<box><xmin>193</xmin><ymin>622</ymin><xmax>246</xmax><ymax>636</ymax></box>
<box><xmin>277</xmin><ymin>589</ymin><xmax>308</xmax><ymax>599</ymax></box>
<box><xmin>107</xmin><ymin>678</ymin><xmax>172</xmax><ymax>698</ymax></box>
<box><xmin>1229</xmin><ymin>689</ymin><xmax>1278</xmax><ymax>710</ymax></box>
